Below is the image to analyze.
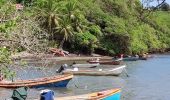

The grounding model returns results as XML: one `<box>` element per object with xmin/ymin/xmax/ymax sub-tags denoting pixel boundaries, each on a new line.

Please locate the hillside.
<box><xmin>0</xmin><ymin>0</ymin><xmax>170</xmax><ymax>55</ymax></box>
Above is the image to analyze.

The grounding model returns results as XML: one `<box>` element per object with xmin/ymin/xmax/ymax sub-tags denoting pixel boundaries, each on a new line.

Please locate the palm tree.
<box><xmin>33</xmin><ymin>0</ymin><xmax>60</xmax><ymax>40</ymax></box>
<box><xmin>65</xmin><ymin>0</ymin><xmax>77</xmax><ymax>19</ymax></box>
<box><xmin>57</xmin><ymin>17</ymin><xmax>73</xmax><ymax>49</ymax></box>
<box><xmin>64</xmin><ymin>0</ymin><xmax>83</xmax><ymax>33</ymax></box>
<box><xmin>33</xmin><ymin>0</ymin><xmax>81</xmax><ymax>48</ymax></box>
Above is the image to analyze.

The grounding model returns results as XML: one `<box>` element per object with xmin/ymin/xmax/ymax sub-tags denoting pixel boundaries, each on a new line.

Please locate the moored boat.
<box><xmin>87</xmin><ymin>59</ymin><xmax>121</xmax><ymax>65</ymax></box>
<box><xmin>72</xmin><ymin>63</ymin><xmax>99</xmax><ymax>68</ymax></box>
<box><xmin>114</xmin><ymin>54</ymin><xmax>139</xmax><ymax>61</ymax></box>
<box><xmin>0</xmin><ymin>74</ymin><xmax>73</xmax><ymax>88</ymax></box>
<box><xmin>122</xmin><ymin>57</ymin><xmax>138</xmax><ymax>61</ymax></box>
<box><xmin>63</xmin><ymin>65</ymin><xmax>126</xmax><ymax>76</ymax></box>
<box><xmin>98</xmin><ymin>61</ymin><xmax>121</xmax><ymax>65</ymax></box>
<box><xmin>56</xmin><ymin>88</ymin><xmax>121</xmax><ymax>100</ymax></box>
<box><xmin>139</xmin><ymin>57</ymin><xmax>147</xmax><ymax>60</ymax></box>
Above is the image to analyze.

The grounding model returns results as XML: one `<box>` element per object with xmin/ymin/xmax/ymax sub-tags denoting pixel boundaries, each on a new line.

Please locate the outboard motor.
<box><xmin>72</xmin><ymin>61</ymin><xmax>76</xmax><ymax>65</ymax></box>
<box><xmin>70</xmin><ymin>61</ymin><xmax>76</xmax><ymax>67</ymax></box>
<box><xmin>56</xmin><ymin>64</ymin><xmax>68</xmax><ymax>73</ymax></box>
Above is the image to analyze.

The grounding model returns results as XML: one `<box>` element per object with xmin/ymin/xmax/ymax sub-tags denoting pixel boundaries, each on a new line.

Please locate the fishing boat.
<box><xmin>87</xmin><ymin>59</ymin><xmax>121</xmax><ymax>65</ymax></box>
<box><xmin>71</xmin><ymin>63</ymin><xmax>100</xmax><ymax>68</ymax></box>
<box><xmin>139</xmin><ymin>57</ymin><xmax>147</xmax><ymax>60</ymax></box>
<box><xmin>56</xmin><ymin>88</ymin><xmax>121</xmax><ymax>100</ymax></box>
<box><xmin>62</xmin><ymin>64</ymin><xmax>126</xmax><ymax>76</ymax></box>
<box><xmin>114</xmin><ymin>54</ymin><xmax>138</xmax><ymax>61</ymax></box>
<box><xmin>0</xmin><ymin>74</ymin><xmax>73</xmax><ymax>88</ymax></box>
<box><xmin>87</xmin><ymin>58</ymin><xmax>100</xmax><ymax>63</ymax></box>
<box><xmin>98</xmin><ymin>61</ymin><xmax>121</xmax><ymax>65</ymax></box>
<box><xmin>122</xmin><ymin>57</ymin><xmax>139</xmax><ymax>61</ymax></box>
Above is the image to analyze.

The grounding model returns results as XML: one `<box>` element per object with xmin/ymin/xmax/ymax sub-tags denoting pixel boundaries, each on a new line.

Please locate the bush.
<box><xmin>73</xmin><ymin>32</ymin><xmax>98</xmax><ymax>54</ymax></box>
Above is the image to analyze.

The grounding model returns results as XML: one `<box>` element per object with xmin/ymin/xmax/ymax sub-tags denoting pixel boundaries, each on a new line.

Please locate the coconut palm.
<box><xmin>64</xmin><ymin>0</ymin><xmax>83</xmax><ymax>33</ymax></box>
<box><xmin>57</xmin><ymin>16</ymin><xmax>73</xmax><ymax>49</ymax></box>
<box><xmin>65</xmin><ymin>1</ymin><xmax>77</xmax><ymax>19</ymax></box>
<box><xmin>33</xmin><ymin>0</ymin><xmax>60</xmax><ymax>40</ymax></box>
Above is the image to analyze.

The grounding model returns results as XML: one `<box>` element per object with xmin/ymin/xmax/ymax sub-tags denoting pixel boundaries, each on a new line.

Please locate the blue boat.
<box><xmin>56</xmin><ymin>88</ymin><xmax>121</xmax><ymax>100</ymax></box>
<box><xmin>123</xmin><ymin>57</ymin><xmax>138</xmax><ymax>61</ymax></box>
<box><xmin>113</xmin><ymin>54</ymin><xmax>139</xmax><ymax>61</ymax></box>
<box><xmin>0</xmin><ymin>74</ymin><xmax>73</xmax><ymax>88</ymax></box>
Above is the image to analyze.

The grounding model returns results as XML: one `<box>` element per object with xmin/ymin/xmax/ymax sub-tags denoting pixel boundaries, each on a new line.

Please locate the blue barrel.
<box><xmin>40</xmin><ymin>90</ymin><xmax>54</xmax><ymax>100</ymax></box>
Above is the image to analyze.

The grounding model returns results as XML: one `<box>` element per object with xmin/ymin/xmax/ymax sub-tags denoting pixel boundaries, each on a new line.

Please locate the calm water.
<box><xmin>0</xmin><ymin>54</ymin><xmax>170</xmax><ymax>100</ymax></box>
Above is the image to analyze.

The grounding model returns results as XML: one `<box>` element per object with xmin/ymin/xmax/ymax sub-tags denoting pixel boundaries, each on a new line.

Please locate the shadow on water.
<box><xmin>1</xmin><ymin>54</ymin><xmax>170</xmax><ymax>100</ymax></box>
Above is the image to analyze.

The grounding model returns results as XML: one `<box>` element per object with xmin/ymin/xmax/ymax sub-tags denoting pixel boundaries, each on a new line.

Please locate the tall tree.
<box><xmin>33</xmin><ymin>0</ymin><xmax>60</xmax><ymax>40</ymax></box>
<box><xmin>57</xmin><ymin>17</ymin><xmax>73</xmax><ymax>49</ymax></box>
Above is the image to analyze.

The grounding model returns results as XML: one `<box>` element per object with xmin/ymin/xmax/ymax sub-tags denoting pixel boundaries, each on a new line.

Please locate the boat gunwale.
<box><xmin>0</xmin><ymin>74</ymin><xmax>73</xmax><ymax>88</ymax></box>
<box><xmin>91</xmin><ymin>89</ymin><xmax>121</xmax><ymax>99</ymax></box>
<box><xmin>55</xmin><ymin>88</ymin><xmax>121</xmax><ymax>100</ymax></box>
<box><xmin>64</xmin><ymin>65</ymin><xmax>126</xmax><ymax>73</ymax></box>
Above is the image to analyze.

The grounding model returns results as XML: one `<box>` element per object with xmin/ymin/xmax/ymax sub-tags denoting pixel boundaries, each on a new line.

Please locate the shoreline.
<box><xmin>11</xmin><ymin>51</ymin><xmax>112</xmax><ymax>62</ymax></box>
<box><xmin>11</xmin><ymin>50</ymin><xmax>170</xmax><ymax>62</ymax></box>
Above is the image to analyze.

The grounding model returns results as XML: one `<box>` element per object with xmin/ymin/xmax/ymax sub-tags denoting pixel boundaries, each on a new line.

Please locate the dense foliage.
<box><xmin>0</xmin><ymin>0</ymin><xmax>170</xmax><ymax>56</ymax></box>
<box><xmin>1</xmin><ymin>0</ymin><xmax>170</xmax><ymax>78</ymax></box>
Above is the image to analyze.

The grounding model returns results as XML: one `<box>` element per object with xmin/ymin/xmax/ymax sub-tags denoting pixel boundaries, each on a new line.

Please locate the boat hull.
<box><xmin>0</xmin><ymin>74</ymin><xmax>73</xmax><ymax>88</ymax></box>
<box><xmin>88</xmin><ymin>61</ymin><xmax>121</xmax><ymax>65</ymax></box>
<box><xmin>54</xmin><ymin>88</ymin><xmax>121</xmax><ymax>100</ymax></box>
<box><xmin>139</xmin><ymin>57</ymin><xmax>147</xmax><ymax>60</ymax></box>
<box><xmin>99</xmin><ymin>61</ymin><xmax>121</xmax><ymax>65</ymax></box>
<box><xmin>72</xmin><ymin>63</ymin><xmax>99</xmax><ymax>68</ymax></box>
<box><xmin>33</xmin><ymin>79</ymin><xmax>71</xmax><ymax>88</ymax></box>
<box><xmin>123</xmin><ymin>57</ymin><xmax>138</xmax><ymax>61</ymax></box>
<box><xmin>102</xmin><ymin>91</ymin><xmax>121</xmax><ymax>100</ymax></box>
<box><xmin>63</xmin><ymin>65</ymin><xmax>126</xmax><ymax>76</ymax></box>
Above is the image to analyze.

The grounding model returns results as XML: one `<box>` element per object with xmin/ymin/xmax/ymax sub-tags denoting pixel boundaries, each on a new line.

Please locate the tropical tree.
<box><xmin>33</xmin><ymin>0</ymin><xmax>60</xmax><ymax>40</ymax></box>
<box><xmin>57</xmin><ymin>17</ymin><xmax>73</xmax><ymax>49</ymax></box>
<box><xmin>64</xmin><ymin>0</ymin><xmax>83</xmax><ymax>33</ymax></box>
<box><xmin>64</xmin><ymin>0</ymin><xmax>77</xmax><ymax>19</ymax></box>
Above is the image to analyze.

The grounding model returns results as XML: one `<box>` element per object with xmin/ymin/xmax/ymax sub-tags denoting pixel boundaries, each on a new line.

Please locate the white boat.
<box><xmin>63</xmin><ymin>64</ymin><xmax>126</xmax><ymax>76</ymax></box>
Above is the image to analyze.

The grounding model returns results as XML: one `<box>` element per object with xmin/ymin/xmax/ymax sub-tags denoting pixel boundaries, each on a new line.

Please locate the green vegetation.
<box><xmin>0</xmin><ymin>0</ymin><xmax>170</xmax><ymax>56</ymax></box>
<box><xmin>1</xmin><ymin>0</ymin><xmax>170</xmax><ymax>78</ymax></box>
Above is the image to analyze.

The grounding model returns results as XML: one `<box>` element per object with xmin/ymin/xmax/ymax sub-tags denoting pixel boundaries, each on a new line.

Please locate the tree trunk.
<box><xmin>59</xmin><ymin>37</ymin><xmax>65</xmax><ymax>49</ymax></box>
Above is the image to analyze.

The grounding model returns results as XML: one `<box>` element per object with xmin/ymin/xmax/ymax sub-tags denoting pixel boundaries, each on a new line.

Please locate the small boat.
<box><xmin>63</xmin><ymin>65</ymin><xmax>126</xmax><ymax>76</ymax></box>
<box><xmin>72</xmin><ymin>63</ymin><xmax>99</xmax><ymax>68</ymax></box>
<box><xmin>122</xmin><ymin>57</ymin><xmax>138</xmax><ymax>61</ymax></box>
<box><xmin>124</xmin><ymin>56</ymin><xmax>147</xmax><ymax>60</ymax></box>
<box><xmin>0</xmin><ymin>74</ymin><xmax>73</xmax><ymax>88</ymax></box>
<box><xmin>138</xmin><ymin>54</ymin><xmax>154</xmax><ymax>60</ymax></box>
<box><xmin>139</xmin><ymin>57</ymin><xmax>147</xmax><ymax>60</ymax></box>
<box><xmin>114</xmin><ymin>54</ymin><xmax>138</xmax><ymax>61</ymax></box>
<box><xmin>87</xmin><ymin>59</ymin><xmax>121</xmax><ymax>65</ymax></box>
<box><xmin>87</xmin><ymin>58</ymin><xmax>100</xmax><ymax>63</ymax></box>
<box><xmin>56</xmin><ymin>88</ymin><xmax>121</xmax><ymax>100</ymax></box>
<box><xmin>98</xmin><ymin>61</ymin><xmax>121</xmax><ymax>65</ymax></box>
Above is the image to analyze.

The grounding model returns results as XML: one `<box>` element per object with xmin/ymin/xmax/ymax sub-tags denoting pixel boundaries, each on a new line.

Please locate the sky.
<box><xmin>165</xmin><ymin>0</ymin><xmax>170</xmax><ymax>4</ymax></box>
<box><xmin>152</xmin><ymin>0</ymin><xmax>170</xmax><ymax>6</ymax></box>
<box><xmin>142</xmin><ymin>0</ymin><xmax>170</xmax><ymax>7</ymax></box>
